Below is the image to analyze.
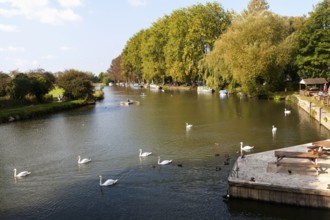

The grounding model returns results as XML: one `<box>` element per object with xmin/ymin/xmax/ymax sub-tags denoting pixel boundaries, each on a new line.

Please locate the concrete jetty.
<box><xmin>228</xmin><ymin>140</ymin><xmax>330</xmax><ymax>208</ymax></box>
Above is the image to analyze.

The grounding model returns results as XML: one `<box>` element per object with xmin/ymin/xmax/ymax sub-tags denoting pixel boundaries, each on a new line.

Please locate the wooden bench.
<box><xmin>274</xmin><ymin>151</ymin><xmax>319</xmax><ymax>164</ymax></box>
<box><xmin>273</xmin><ymin>161</ymin><xmax>323</xmax><ymax>175</ymax></box>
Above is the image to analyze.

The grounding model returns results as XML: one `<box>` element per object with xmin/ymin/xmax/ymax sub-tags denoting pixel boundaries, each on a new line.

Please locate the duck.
<box><xmin>14</xmin><ymin>168</ymin><xmax>31</xmax><ymax>177</ymax></box>
<box><xmin>240</xmin><ymin>142</ymin><xmax>254</xmax><ymax>151</ymax></box>
<box><xmin>99</xmin><ymin>175</ymin><xmax>117</xmax><ymax>186</ymax></box>
<box><xmin>284</xmin><ymin>108</ymin><xmax>291</xmax><ymax>115</ymax></box>
<box><xmin>186</xmin><ymin>123</ymin><xmax>193</xmax><ymax>129</ymax></box>
<box><xmin>78</xmin><ymin>155</ymin><xmax>91</xmax><ymax>164</ymax></box>
<box><xmin>272</xmin><ymin>125</ymin><xmax>277</xmax><ymax>132</ymax></box>
<box><xmin>158</xmin><ymin>156</ymin><xmax>172</xmax><ymax>165</ymax></box>
<box><xmin>139</xmin><ymin>149</ymin><xmax>152</xmax><ymax>157</ymax></box>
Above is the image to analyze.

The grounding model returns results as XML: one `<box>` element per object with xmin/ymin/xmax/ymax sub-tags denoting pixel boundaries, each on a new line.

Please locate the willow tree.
<box><xmin>207</xmin><ymin>11</ymin><xmax>294</xmax><ymax>96</ymax></box>
<box><xmin>295</xmin><ymin>0</ymin><xmax>330</xmax><ymax>81</ymax></box>
<box><xmin>121</xmin><ymin>30</ymin><xmax>145</xmax><ymax>83</ymax></box>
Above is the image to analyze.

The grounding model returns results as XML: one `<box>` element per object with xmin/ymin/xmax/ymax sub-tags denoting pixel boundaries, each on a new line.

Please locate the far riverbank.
<box><xmin>0</xmin><ymin>100</ymin><xmax>90</xmax><ymax>124</ymax></box>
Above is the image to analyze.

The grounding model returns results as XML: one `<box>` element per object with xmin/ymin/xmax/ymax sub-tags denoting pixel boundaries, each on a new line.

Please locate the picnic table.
<box><xmin>274</xmin><ymin>150</ymin><xmax>323</xmax><ymax>175</ymax></box>
<box><xmin>274</xmin><ymin>151</ymin><xmax>319</xmax><ymax>164</ymax></box>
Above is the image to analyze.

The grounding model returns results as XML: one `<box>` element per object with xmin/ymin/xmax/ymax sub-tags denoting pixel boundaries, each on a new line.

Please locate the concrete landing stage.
<box><xmin>228</xmin><ymin>140</ymin><xmax>330</xmax><ymax>209</ymax></box>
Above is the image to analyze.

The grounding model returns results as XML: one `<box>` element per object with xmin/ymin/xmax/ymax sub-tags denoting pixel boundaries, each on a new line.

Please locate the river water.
<box><xmin>1</xmin><ymin>86</ymin><xmax>330</xmax><ymax>220</ymax></box>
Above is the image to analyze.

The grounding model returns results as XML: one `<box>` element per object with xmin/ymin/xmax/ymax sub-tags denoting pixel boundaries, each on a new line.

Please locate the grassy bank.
<box><xmin>0</xmin><ymin>100</ymin><xmax>87</xmax><ymax>123</ymax></box>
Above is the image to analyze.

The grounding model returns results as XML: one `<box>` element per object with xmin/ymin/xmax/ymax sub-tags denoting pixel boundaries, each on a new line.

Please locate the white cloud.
<box><xmin>0</xmin><ymin>0</ymin><xmax>82</xmax><ymax>25</ymax></box>
<box><xmin>128</xmin><ymin>0</ymin><xmax>147</xmax><ymax>6</ymax></box>
<box><xmin>58</xmin><ymin>0</ymin><xmax>82</xmax><ymax>8</ymax></box>
<box><xmin>0</xmin><ymin>46</ymin><xmax>25</xmax><ymax>52</ymax></box>
<box><xmin>0</xmin><ymin>23</ymin><xmax>18</xmax><ymax>32</ymax></box>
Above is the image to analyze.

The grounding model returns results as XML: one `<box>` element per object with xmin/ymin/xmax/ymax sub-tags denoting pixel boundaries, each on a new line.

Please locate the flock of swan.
<box><xmin>13</xmin><ymin>150</ymin><xmax>173</xmax><ymax>187</ymax></box>
<box><xmin>14</xmin><ymin>110</ymin><xmax>290</xmax><ymax>184</ymax></box>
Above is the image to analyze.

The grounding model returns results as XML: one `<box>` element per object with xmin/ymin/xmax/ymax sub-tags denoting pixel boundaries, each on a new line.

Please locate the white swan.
<box><xmin>186</xmin><ymin>123</ymin><xmax>193</xmax><ymax>129</ymax></box>
<box><xmin>78</xmin><ymin>155</ymin><xmax>91</xmax><ymax>164</ymax></box>
<box><xmin>99</xmin><ymin>175</ymin><xmax>118</xmax><ymax>186</ymax></box>
<box><xmin>240</xmin><ymin>142</ymin><xmax>254</xmax><ymax>151</ymax></box>
<box><xmin>14</xmin><ymin>168</ymin><xmax>31</xmax><ymax>177</ymax></box>
<box><xmin>139</xmin><ymin>149</ymin><xmax>152</xmax><ymax>157</ymax></box>
<box><xmin>158</xmin><ymin>156</ymin><xmax>172</xmax><ymax>165</ymax></box>
<box><xmin>272</xmin><ymin>125</ymin><xmax>277</xmax><ymax>132</ymax></box>
<box><xmin>284</xmin><ymin>108</ymin><xmax>291</xmax><ymax>115</ymax></box>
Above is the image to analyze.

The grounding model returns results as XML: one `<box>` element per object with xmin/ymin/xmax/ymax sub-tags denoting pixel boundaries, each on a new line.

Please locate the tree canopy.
<box><xmin>294</xmin><ymin>0</ymin><xmax>330</xmax><ymax>81</ymax></box>
<box><xmin>206</xmin><ymin>10</ymin><xmax>294</xmax><ymax>96</ymax></box>
<box><xmin>121</xmin><ymin>2</ymin><xmax>232</xmax><ymax>84</ymax></box>
<box><xmin>56</xmin><ymin>69</ymin><xmax>94</xmax><ymax>100</ymax></box>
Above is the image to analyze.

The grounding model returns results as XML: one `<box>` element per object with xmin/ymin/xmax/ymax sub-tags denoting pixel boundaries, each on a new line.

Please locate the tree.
<box><xmin>7</xmin><ymin>73</ymin><xmax>31</xmax><ymax>100</ymax></box>
<box><xmin>121</xmin><ymin>31</ymin><xmax>145</xmax><ymax>83</ymax></box>
<box><xmin>141</xmin><ymin>17</ymin><xmax>168</xmax><ymax>84</ymax></box>
<box><xmin>295</xmin><ymin>0</ymin><xmax>330</xmax><ymax>81</ymax></box>
<box><xmin>247</xmin><ymin>0</ymin><xmax>269</xmax><ymax>13</ymax></box>
<box><xmin>0</xmin><ymin>72</ymin><xmax>11</xmax><ymax>96</ymax></box>
<box><xmin>56</xmin><ymin>69</ymin><xmax>94</xmax><ymax>100</ymax></box>
<box><xmin>207</xmin><ymin>11</ymin><xmax>294</xmax><ymax>96</ymax></box>
<box><xmin>27</xmin><ymin>69</ymin><xmax>55</xmax><ymax>102</ymax></box>
<box><xmin>107</xmin><ymin>55</ymin><xmax>123</xmax><ymax>82</ymax></box>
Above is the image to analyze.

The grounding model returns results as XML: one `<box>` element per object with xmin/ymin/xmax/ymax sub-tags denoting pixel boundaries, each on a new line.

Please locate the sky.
<box><xmin>0</xmin><ymin>0</ymin><xmax>322</xmax><ymax>75</ymax></box>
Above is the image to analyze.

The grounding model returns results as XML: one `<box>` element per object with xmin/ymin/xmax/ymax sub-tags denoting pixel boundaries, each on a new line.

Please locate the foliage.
<box><xmin>121</xmin><ymin>2</ymin><xmax>232</xmax><ymax>84</ymax></box>
<box><xmin>27</xmin><ymin>69</ymin><xmax>55</xmax><ymax>102</ymax></box>
<box><xmin>6</xmin><ymin>73</ymin><xmax>31</xmax><ymax>100</ymax></box>
<box><xmin>206</xmin><ymin>10</ymin><xmax>294</xmax><ymax>96</ymax></box>
<box><xmin>247</xmin><ymin>0</ymin><xmax>269</xmax><ymax>13</ymax></box>
<box><xmin>121</xmin><ymin>31</ymin><xmax>145</xmax><ymax>82</ymax></box>
<box><xmin>107</xmin><ymin>55</ymin><xmax>123</xmax><ymax>82</ymax></box>
<box><xmin>0</xmin><ymin>72</ymin><xmax>11</xmax><ymax>96</ymax></box>
<box><xmin>56</xmin><ymin>69</ymin><xmax>94</xmax><ymax>100</ymax></box>
<box><xmin>294</xmin><ymin>0</ymin><xmax>330</xmax><ymax>81</ymax></box>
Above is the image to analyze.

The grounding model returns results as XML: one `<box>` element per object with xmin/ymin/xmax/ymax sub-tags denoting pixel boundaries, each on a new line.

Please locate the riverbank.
<box><xmin>0</xmin><ymin>100</ymin><xmax>90</xmax><ymax>123</ymax></box>
<box><xmin>289</xmin><ymin>94</ymin><xmax>330</xmax><ymax>130</ymax></box>
<box><xmin>228</xmin><ymin>140</ymin><xmax>330</xmax><ymax>209</ymax></box>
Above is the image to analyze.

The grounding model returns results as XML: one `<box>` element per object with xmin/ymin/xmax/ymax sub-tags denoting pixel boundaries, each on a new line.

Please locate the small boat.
<box><xmin>130</xmin><ymin>83</ymin><xmax>143</xmax><ymax>89</ymax></box>
<box><xmin>120</xmin><ymin>99</ymin><xmax>134</xmax><ymax>106</ymax></box>
<box><xmin>197</xmin><ymin>86</ymin><xmax>213</xmax><ymax>94</ymax></box>
<box><xmin>149</xmin><ymin>83</ymin><xmax>161</xmax><ymax>90</ymax></box>
<box><xmin>120</xmin><ymin>99</ymin><xmax>140</xmax><ymax>106</ymax></box>
<box><xmin>219</xmin><ymin>90</ymin><xmax>228</xmax><ymax>97</ymax></box>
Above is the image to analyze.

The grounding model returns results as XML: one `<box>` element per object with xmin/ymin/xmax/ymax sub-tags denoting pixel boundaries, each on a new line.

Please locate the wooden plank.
<box><xmin>274</xmin><ymin>151</ymin><xmax>319</xmax><ymax>159</ymax></box>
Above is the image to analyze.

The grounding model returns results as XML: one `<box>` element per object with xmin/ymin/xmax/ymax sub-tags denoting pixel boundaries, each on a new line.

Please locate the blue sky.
<box><xmin>0</xmin><ymin>0</ymin><xmax>322</xmax><ymax>75</ymax></box>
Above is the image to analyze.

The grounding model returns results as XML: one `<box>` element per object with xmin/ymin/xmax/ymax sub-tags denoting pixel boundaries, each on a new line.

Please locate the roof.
<box><xmin>299</xmin><ymin>78</ymin><xmax>327</xmax><ymax>85</ymax></box>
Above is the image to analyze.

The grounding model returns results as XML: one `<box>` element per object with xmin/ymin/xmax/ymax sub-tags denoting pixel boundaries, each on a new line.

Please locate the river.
<box><xmin>1</xmin><ymin>86</ymin><xmax>330</xmax><ymax>220</ymax></box>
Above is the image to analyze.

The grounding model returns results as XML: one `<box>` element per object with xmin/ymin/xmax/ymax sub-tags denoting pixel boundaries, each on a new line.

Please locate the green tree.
<box><xmin>56</xmin><ymin>69</ymin><xmax>94</xmax><ymax>100</ymax></box>
<box><xmin>121</xmin><ymin>31</ymin><xmax>145</xmax><ymax>83</ymax></box>
<box><xmin>207</xmin><ymin>11</ymin><xmax>294</xmax><ymax>96</ymax></box>
<box><xmin>141</xmin><ymin>17</ymin><xmax>168</xmax><ymax>84</ymax></box>
<box><xmin>295</xmin><ymin>0</ymin><xmax>330</xmax><ymax>81</ymax></box>
<box><xmin>27</xmin><ymin>69</ymin><xmax>55</xmax><ymax>102</ymax></box>
<box><xmin>107</xmin><ymin>55</ymin><xmax>123</xmax><ymax>82</ymax></box>
<box><xmin>0</xmin><ymin>72</ymin><xmax>11</xmax><ymax>96</ymax></box>
<box><xmin>7</xmin><ymin>73</ymin><xmax>31</xmax><ymax>100</ymax></box>
<box><xmin>247</xmin><ymin>0</ymin><xmax>269</xmax><ymax>13</ymax></box>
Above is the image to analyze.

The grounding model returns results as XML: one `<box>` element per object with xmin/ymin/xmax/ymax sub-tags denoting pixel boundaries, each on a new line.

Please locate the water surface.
<box><xmin>1</xmin><ymin>87</ymin><xmax>330</xmax><ymax>219</ymax></box>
